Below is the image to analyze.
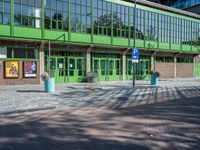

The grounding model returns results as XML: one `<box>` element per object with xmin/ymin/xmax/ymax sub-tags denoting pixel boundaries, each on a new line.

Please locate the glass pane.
<box><xmin>109</xmin><ymin>60</ymin><xmax>113</xmax><ymax>75</ymax></box>
<box><xmin>116</xmin><ymin>60</ymin><xmax>119</xmax><ymax>69</ymax></box>
<box><xmin>94</xmin><ymin>60</ymin><xmax>99</xmax><ymax>69</ymax></box>
<box><xmin>69</xmin><ymin>59</ymin><xmax>75</xmax><ymax>69</ymax></box>
<box><xmin>77</xmin><ymin>59</ymin><xmax>82</xmax><ymax>69</ymax></box>
<box><xmin>100</xmin><ymin>60</ymin><xmax>105</xmax><ymax>69</ymax></box>
<box><xmin>14</xmin><ymin>49</ymin><xmax>26</xmax><ymax>58</ymax></box>
<box><xmin>101</xmin><ymin>60</ymin><xmax>105</xmax><ymax>75</ymax></box>
<box><xmin>57</xmin><ymin>58</ymin><xmax>64</xmax><ymax>69</ymax></box>
<box><xmin>50</xmin><ymin>58</ymin><xmax>56</xmax><ymax>69</ymax></box>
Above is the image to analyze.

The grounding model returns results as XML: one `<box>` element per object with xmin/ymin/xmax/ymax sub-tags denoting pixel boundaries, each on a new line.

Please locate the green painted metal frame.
<box><xmin>126</xmin><ymin>57</ymin><xmax>151</xmax><ymax>80</ymax></box>
<box><xmin>92</xmin><ymin>57</ymin><xmax>123</xmax><ymax>81</ymax></box>
<box><xmin>0</xmin><ymin>0</ymin><xmax>199</xmax><ymax>54</ymax></box>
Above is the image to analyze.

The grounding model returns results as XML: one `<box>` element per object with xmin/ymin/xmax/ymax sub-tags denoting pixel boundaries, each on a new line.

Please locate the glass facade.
<box><xmin>0</xmin><ymin>0</ymin><xmax>199</xmax><ymax>46</ymax></box>
<box><xmin>45</xmin><ymin>0</ymin><xmax>69</xmax><ymax>30</ymax></box>
<box><xmin>14</xmin><ymin>0</ymin><xmax>42</xmax><ymax>28</ymax></box>
<box><xmin>0</xmin><ymin>0</ymin><xmax>11</xmax><ymax>25</ymax></box>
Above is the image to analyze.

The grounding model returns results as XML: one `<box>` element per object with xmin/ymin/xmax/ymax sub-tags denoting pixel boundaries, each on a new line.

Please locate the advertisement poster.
<box><xmin>24</xmin><ymin>61</ymin><xmax>37</xmax><ymax>77</ymax></box>
<box><xmin>5</xmin><ymin>61</ymin><xmax>19</xmax><ymax>78</ymax></box>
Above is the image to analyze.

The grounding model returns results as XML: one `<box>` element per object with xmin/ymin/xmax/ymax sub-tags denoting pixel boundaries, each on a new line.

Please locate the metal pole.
<box><xmin>133</xmin><ymin>0</ymin><xmax>137</xmax><ymax>87</ymax></box>
<box><xmin>48</xmin><ymin>41</ymin><xmax>51</xmax><ymax>74</ymax></box>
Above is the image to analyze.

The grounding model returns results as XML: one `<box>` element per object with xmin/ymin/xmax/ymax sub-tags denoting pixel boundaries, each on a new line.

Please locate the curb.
<box><xmin>0</xmin><ymin>106</ymin><xmax>56</xmax><ymax>116</ymax></box>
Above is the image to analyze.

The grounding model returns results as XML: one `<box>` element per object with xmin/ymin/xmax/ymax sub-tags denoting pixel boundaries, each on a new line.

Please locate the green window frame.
<box><xmin>70</xmin><ymin>0</ymin><xmax>92</xmax><ymax>33</ymax></box>
<box><xmin>14</xmin><ymin>0</ymin><xmax>42</xmax><ymax>28</ymax></box>
<box><xmin>0</xmin><ymin>0</ymin><xmax>11</xmax><ymax>25</ymax></box>
<box><xmin>177</xmin><ymin>57</ymin><xmax>193</xmax><ymax>63</ymax></box>
<box><xmin>45</xmin><ymin>0</ymin><xmax>69</xmax><ymax>31</ymax></box>
<box><xmin>93</xmin><ymin>0</ymin><xmax>112</xmax><ymax>36</ymax></box>
<box><xmin>155</xmin><ymin>56</ymin><xmax>174</xmax><ymax>63</ymax></box>
<box><xmin>112</xmin><ymin>3</ymin><xmax>129</xmax><ymax>38</ymax></box>
<box><xmin>145</xmin><ymin>11</ymin><xmax>158</xmax><ymax>41</ymax></box>
<box><xmin>6</xmin><ymin>47</ymin><xmax>39</xmax><ymax>59</ymax></box>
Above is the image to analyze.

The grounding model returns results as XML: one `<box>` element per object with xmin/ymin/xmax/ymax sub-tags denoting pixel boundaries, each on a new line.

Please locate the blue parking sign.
<box><xmin>132</xmin><ymin>48</ymin><xmax>139</xmax><ymax>63</ymax></box>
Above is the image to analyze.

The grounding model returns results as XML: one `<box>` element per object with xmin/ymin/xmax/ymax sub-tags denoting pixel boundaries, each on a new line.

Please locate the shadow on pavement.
<box><xmin>16</xmin><ymin>90</ymin><xmax>45</xmax><ymax>93</ymax></box>
<box><xmin>0</xmin><ymin>95</ymin><xmax>199</xmax><ymax>150</ymax></box>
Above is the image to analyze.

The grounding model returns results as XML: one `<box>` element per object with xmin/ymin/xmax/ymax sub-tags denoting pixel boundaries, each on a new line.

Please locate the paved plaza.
<box><xmin>0</xmin><ymin>79</ymin><xmax>200</xmax><ymax>150</ymax></box>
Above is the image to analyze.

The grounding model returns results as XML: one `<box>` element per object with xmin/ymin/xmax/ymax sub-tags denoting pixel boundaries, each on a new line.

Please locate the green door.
<box><xmin>67</xmin><ymin>57</ymin><xmax>85</xmax><ymax>82</ymax></box>
<box><xmin>92</xmin><ymin>58</ymin><xmax>122</xmax><ymax>81</ymax></box>
<box><xmin>56</xmin><ymin>57</ymin><xmax>65</xmax><ymax>83</ymax></box>
<box><xmin>126</xmin><ymin>59</ymin><xmax>133</xmax><ymax>80</ymax></box>
<box><xmin>126</xmin><ymin>58</ymin><xmax>151</xmax><ymax>80</ymax></box>
<box><xmin>49</xmin><ymin>57</ymin><xmax>65</xmax><ymax>83</ymax></box>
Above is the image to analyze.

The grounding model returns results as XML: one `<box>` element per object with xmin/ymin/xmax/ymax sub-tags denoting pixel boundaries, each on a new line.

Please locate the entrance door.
<box><xmin>49</xmin><ymin>57</ymin><xmax>65</xmax><ymax>83</ymax></box>
<box><xmin>67</xmin><ymin>57</ymin><xmax>85</xmax><ymax>82</ymax></box>
<box><xmin>56</xmin><ymin>57</ymin><xmax>65</xmax><ymax>83</ymax></box>
<box><xmin>126</xmin><ymin>59</ymin><xmax>133</xmax><ymax>80</ymax></box>
<box><xmin>126</xmin><ymin>58</ymin><xmax>151</xmax><ymax>80</ymax></box>
<box><xmin>92</xmin><ymin>58</ymin><xmax>122</xmax><ymax>81</ymax></box>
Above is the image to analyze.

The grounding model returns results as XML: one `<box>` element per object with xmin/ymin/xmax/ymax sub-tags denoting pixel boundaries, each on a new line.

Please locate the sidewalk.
<box><xmin>0</xmin><ymin>79</ymin><xmax>200</xmax><ymax>115</ymax></box>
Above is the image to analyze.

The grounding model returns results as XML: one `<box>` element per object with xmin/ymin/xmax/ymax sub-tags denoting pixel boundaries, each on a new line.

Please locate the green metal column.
<box><xmin>68</xmin><ymin>0</ymin><xmax>71</xmax><ymax>41</ymax></box>
<box><xmin>144</xmin><ymin>10</ymin><xmax>146</xmax><ymax>48</ymax></box>
<box><xmin>180</xmin><ymin>19</ymin><xmax>182</xmax><ymax>51</ymax></box>
<box><xmin>158</xmin><ymin>14</ymin><xmax>160</xmax><ymax>49</ymax></box>
<box><xmin>111</xmin><ymin>2</ymin><xmax>113</xmax><ymax>45</ymax></box>
<box><xmin>91</xmin><ymin>0</ymin><xmax>94</xmax><ymax>43</ymax></box>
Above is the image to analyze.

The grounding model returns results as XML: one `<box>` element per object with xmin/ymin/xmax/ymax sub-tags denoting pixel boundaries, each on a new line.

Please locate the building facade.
<box><xmin>0</xmin><ymin>0</ymin><xmax>200</xmax><ymax>85</ymax></box>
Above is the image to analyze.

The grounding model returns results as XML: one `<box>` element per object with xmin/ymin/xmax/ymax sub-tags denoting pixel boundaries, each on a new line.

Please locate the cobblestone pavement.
<box><xmin>0</xmin><ymin>79</ymin><xmax>200</xmax><ymax>150</ymax></box>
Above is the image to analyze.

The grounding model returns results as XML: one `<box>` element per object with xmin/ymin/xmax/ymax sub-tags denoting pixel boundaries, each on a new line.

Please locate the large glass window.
<box><xmin>14</xmin><ymin>0</ymin><xmax>42</xmax><ymax>28</ymax></box>
<box><xmin>181</xmin><ymin>19</ymin><xmax>191</xmax><ymax>45</ymax></box>
<box><xmin>7</xmin><ymin>48</ymin><xmax>38</xmax><ymax>59</ymax></box>
<box><xmin>159</xmin><ymin>15</ymin><xmax>170</xmax><ymax>43</ymax></box>
<box><xmin>171</xmin><ymin>17</ymin><xmax>181</xmax><ymax>44</ymax></box>
<box><xmin>145</xmin><ymin>11</ymin><xmax>158</xmax><ymax>41</ymax></box>
<box><xmin>0</xmin><ymin>0</ymin><xmax>11</xmax><ymax>25</ymax></box>
<box><xmin>112</xmin><ymin>3</ymin><xmax>128</xmax><ymax>38</ymax></box>
<box><xmin>191</xmin><ymin>22</ymin><xmax>200</xmax><ymax>46</ymax></box>
<box><xmin>135</xmin><ymin>9</ymin><xmax>145</xmax><ymax>40</ymax></box>
<box><xmin>71</xmin><ymin>0</ymin><xmax>92</xmax><ymax>33</ymax></box>
<box><xmin>93</xmin><ymin>0</ymin><xmax>112</xmax><ymax>36</ymax></box>
<box><xmin>45</xmin><ymin>0</ymin><xmax>69</xmax><ymax>30</ymax></box>
<box><xmin>177</xmin><ymin>57</ymin><xmax>193</xmax><ymax>63</ymax></box>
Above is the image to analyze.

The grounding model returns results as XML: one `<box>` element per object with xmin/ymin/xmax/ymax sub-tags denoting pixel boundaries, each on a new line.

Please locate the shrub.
<box><xmin>149</xmin><ymin>70</ymin><xmax>161</xmax><ymax>77</ymax></box>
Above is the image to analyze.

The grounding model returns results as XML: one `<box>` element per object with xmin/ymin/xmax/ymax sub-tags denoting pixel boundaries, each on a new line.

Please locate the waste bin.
<box><xmin>44</xmin><ymin>77</ymin><xmax>55</xmax><ymax>93</ymax></box>
<box><xmin>151</xmin><ymin>74</ymin><xmax>158</xmax><ymax>86</ymax></box>
<box><xmin>87</xmin><ymin>72</ymin><xmax>98</xmax><ymax>83</ymax></box>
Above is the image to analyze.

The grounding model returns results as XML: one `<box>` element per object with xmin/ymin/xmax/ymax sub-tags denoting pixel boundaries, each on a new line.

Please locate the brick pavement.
<box><xmin>0</xmin><ymin>79</ymin><xmax>199</xmax><ymax>149</ymax></box>
<box><xmin>0</xmin><ymin>79</ymin><xmax>200</xmax><ymax>114</ymax></box>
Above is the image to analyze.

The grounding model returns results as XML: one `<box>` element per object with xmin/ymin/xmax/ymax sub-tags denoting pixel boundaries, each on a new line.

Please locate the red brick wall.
<box><xmin>176</xmin><ymin>63</ymin><xmax>194</xmax><ymax>78</ymax></box>
<box><xmin>0</xmin><ymin>60</ymin><xmax>40</xmax><ymax>86</ymax></box>
<box><xmin>155</xmin><ymin>63</ymin><xmax>174</xmax><ymax>78</ymax></box>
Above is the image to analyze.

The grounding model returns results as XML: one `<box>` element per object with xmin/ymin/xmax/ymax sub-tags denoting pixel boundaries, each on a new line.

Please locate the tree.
<box><xmin>93</xmin><ymin>12</ymin><xmax>144</xmax><ymax>38</ymax></box>
<box><xmin>192</xmin><ymin>38</ymin><xmax>200</xmax><ymax>51</ymax></box>
<box><xmin>146</xmin><ymin>25</ymin><xmax>157</xmax><ymax>49</ymax></box>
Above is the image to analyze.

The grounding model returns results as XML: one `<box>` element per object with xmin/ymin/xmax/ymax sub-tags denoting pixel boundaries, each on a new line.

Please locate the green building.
<box><xmin>0</xmin><ymin>0</ymin><xmax>200</xmax><ymax>85</ymax></box>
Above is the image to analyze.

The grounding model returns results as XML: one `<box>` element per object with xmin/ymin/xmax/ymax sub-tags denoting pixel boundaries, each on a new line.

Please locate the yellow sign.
<box><xmin>5</xmin><ymin>61</ymin><xmax>19</xmax><ymax>78</ymax></box>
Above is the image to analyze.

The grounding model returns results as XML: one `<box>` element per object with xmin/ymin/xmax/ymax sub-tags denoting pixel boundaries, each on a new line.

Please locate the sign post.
<box><xmin>132</xmin><ymin>48</ymin><xmax>139</xmax><ymax>87</ymax></box>
<box><xmin>132</xmin><ymin>0</ymin><xmax>137</xmax><ymax>87</ymax></box>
